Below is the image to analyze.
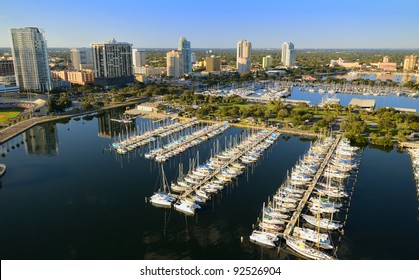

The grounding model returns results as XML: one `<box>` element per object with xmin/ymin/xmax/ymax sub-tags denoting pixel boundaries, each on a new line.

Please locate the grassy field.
<box><xmin>0</xmin><ymin>109</ymin><xmax>23</xmax><ymax>123</ymax></box>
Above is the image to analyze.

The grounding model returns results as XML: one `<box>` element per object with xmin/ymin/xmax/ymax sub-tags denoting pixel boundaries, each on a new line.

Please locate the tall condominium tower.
<box><xmin>237</xmin><ymin>39</ymin><xmax>252</xmax><ymax>74</ymax></box>
<box><xmin>166</xmin><ymin>50</ymin><xmax>184</xmax><ymax>79</ymax></box>
<box><xmin>10</xmin><ymin>27</ymin><xmax>51</xmax><ymax>91</ymax></box>
<box><xmin>132</xmin><ymin>49</ymin><xmax>146</xmax><ymax>67</ymax></box>
<box><xmin>403</xmin><ymin>55</ymin><xmax>417</xmax><ymax>72</ymax></box>
<box><xmin>262</xmin><ymin>55</ymin><xmax>273</xmax><ymax>68</ymax></box>
<box><xmin>178</xmin><ymin>37</ymin><xmax>191</xmax><ymax>74</ymax></box>
<box><xmin>91</xmin><ymin>39</ymin><xmax>134</xmax><ymax>88</ymax></box>
<box><xmin>71</xmin><ymin>48</ymin><xmax>93</xmax><ymax>71</ymax></box>
<box><xmin>281</xmin><ymin>42</ymin><xmax>295</xmax><ymax>67</ymax></box>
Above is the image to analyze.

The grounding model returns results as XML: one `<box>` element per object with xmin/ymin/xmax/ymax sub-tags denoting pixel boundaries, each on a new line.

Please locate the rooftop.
<box><xmin>348</xmin><ymin>98</ymin><xmax>376</xmax><ymax>108</ymax></box>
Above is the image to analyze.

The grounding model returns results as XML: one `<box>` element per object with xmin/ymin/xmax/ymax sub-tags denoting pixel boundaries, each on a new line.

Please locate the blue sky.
<box><xmin>1</xmin><ymin>0</ymin><xmax>418</xmax><ymax>49</ymax></box>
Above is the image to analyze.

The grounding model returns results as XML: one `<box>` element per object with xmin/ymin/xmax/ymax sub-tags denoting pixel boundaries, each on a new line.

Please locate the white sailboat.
<box><xmin>174</xmin><ymin>199</ymin><xmax>201</xmax><ymax>216</ymax></box>
<box><xmin>301</xmin><ymin>214</ymin><xmax>341</xmax><ymax>230</ymax></box>
<box><xmin>292</xmin><ymin>227</ymin><xmax>333</xmax><ymax>250</ymax></box>
<box><xmin>286</xmin><ymin>236</ymin><xmax>334</xmax><ymax>260</ymax></box>
<box><xmin>149</xmin><ymin>166</ymin><xmax>176</xmax><ymax>208</ymax></box>
<box><xmin>250</xmin><ymin>203</ymin><xmax>281</xmax><ymax>248</ymax></box>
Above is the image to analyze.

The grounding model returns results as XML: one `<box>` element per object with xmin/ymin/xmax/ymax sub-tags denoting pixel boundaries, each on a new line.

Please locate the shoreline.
<box><xmin>0</xmin><ymin>101</ymin><xmax>141</xmax><ymax>145</ymax></box>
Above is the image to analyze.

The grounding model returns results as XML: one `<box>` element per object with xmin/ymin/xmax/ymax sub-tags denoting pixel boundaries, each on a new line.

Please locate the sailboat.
<box><xmin>250</xmin><ymin>203</ymin><xmax>281</xmax><ymax>248</ymax></box>
<box><xmin>173</xmin><ymin>199</ymin><xmax>201</xmax><ymax>216</ymax></box>
<box><xmin>0</xmin><ymin>163</ymin><xmax>6</xmax><ymax>177</ymax></box>
<box><xmin>149</xmin><ymin>166</ymin><xmax>176</xmax><ymax>208</ymax></box>
<box><xmin>292</xmin><ymin>227</ymin><xmax>333</xmax><ymax>250</ymax></box>
<box><xmin>286</xmin><ymin>236</ymin><xmax>335</xmax><ymax>260</ymax></box>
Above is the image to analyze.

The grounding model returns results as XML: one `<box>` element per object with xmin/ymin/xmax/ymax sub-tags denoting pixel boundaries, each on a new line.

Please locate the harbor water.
<box><xmin>0</xmin><ymin>110</ymin><xmax>418</xmax><ymax>259</ymax></box>
<box><xmin>289</xmin><ymin>87</ymin><xmax>419</xmax><ymax>111</ymax></box>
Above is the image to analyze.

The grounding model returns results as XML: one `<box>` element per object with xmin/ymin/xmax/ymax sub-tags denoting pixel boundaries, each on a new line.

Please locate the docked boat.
<box><xmin>302</xmin><ymin>214</ymin><xmax>341</xmax><ymax>230</ymax></box>
<box><xmin>249</xmin><ymin>230</ymin><xmax>280</xmax><ymax>248</ymax></box>
<box><xmin>293</xmin><ymin>227</ymin><xmax>333</xmax><ymax>250</ymax></box>
<box><xmin>0</xmin><ymin>163</ymin><xmax>6</xmax><ymax>177</ymax></box>
<box><xmin>174</xmin><ymin>199</ymin><xmax>201</xmax><ymax>216</ymax></box>
<box><xmin>150</xmin><ymin>166</ymin><xmax>176</xmax><ymax>208</ymax></box>
<box><xmin>286</xmin><ymin>236</ymin><xmax>334</xmax><ymax>260</ymax></box>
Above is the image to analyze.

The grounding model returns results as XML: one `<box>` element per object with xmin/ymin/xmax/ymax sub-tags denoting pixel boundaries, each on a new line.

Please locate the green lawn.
<box><xmin>0</xmin><ymin>109</ymin><xmax>23</xmax><ymax>123</ymax></box>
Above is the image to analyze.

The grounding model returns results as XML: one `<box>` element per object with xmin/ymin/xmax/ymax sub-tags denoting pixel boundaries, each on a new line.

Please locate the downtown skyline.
<box><xmin>1</xmin><ymin>0</ymin><xmax>419</xmax><ymax>49</ymax></box>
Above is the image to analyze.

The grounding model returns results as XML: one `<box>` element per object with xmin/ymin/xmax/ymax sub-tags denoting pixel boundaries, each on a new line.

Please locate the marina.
<box><xmin>407</xmin><ymin>148</ymin><xmax>419</xmax><ymax>206</ymax></box>
<box><xmin>149</xmin><ymin>128</ymin><xmax>280</xmax><ymax>216</ymax></box>
<box><xmin>144</xmin><ymin>122</ymin><xmax>229</xmax><ymax>162</ymax></box>
<box><xmin>0</xmin><ymin>110</ymin><xmax>418</xmax><ymax>260</ymax></box>
<box><xmin>250</xmin><ymin>136</ymin><xmax>363</xmax><ymax>259</ymax></box>
<box><xmin>112</xmin><ymin>118</ymin><xmax>199</xmax><ymax>154</ymax></box>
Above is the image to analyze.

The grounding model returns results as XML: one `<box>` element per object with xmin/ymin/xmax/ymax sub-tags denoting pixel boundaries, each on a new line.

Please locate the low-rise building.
<box><xmin>330</xmin><ymin>58</ymin><xmax>364</xmax><ymax>69</ymax></box>
<box><xmin>67</xmin><ymin>71</ymin><xmax>94</xmax><ymax>86</ymax></box>
<box><xmin>136</xmin><ymin>103</ymin><xmax>158</xmax><ymax>112</ymax></box>
<box><xmin>349</xmin><ymin>98</ymin><xmax>376</xmax><ymax>111</ymax></box>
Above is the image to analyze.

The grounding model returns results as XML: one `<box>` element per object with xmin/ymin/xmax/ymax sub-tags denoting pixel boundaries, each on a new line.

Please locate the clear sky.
<box><xmin>1</xmin><ymin>0</ymin><xmax>418</xmax><ymax>49</ymax></box>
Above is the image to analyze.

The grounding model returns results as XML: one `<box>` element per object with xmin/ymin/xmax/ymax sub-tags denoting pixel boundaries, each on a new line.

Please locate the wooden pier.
<box><xmin>283</xmin><ymin>136</ymin><xmax>341</xmax><ymax>237</ymax></box>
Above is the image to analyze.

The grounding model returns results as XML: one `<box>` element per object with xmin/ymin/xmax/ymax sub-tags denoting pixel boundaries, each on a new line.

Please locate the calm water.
<box><xmin>0</xmin><ymin>110</ymin><xmax>417</xmax><ymax>259</ymax></box>
<box><xmin>289</xmin><ymin>87</ymin><xmax>419</xmax><ymax>111</ymax></box>
<box><xmin>335</xmin><ymin>73</ymin><xmax>417</xmax><ymax>83</ymax></box>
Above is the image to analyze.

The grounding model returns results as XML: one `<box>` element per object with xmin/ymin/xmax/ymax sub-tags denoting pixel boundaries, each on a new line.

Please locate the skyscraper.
<box><xmin>132</xmin><ymin>49</ymin><xmax>146</xmax><ymax>67</ymax></box>
<box><xmin>71</xmin><ymin>48</ymin><xmax>93</xmax><ymax>71</ymax></box>
<box><xmin>91</xmin><ymin>39</ymin><xmax>134</xmax><ymax>88</ymax></box>
<box><xmin>191</xmin><ymin>52</ymin><xmax>197</xmax><ymax>64</ymax></box>
<box><xmin>237</xmin><ymin>40</ymin><xmax>252</xmax><ymax>74</ymax></box>
<box><xmin>262</xmin><ymin>55</ymin><xmax>273</xmax><ymax>68</ymax></box>
<box><xmin>178</xmin><ymin>37</ymin><xmax>191</xmax><ymax>74</ymax></box>
<box><xmin>403</xmin><ymin>55</ymin><xmax>417</xmax><ymax>72</ymax></box>
<box><xmin>10</xmin><ymin>27</ymin><xmax>51</xmax><ymax>91</ymax></box>
<box><xmin>166</xmin><ymin>50</ymin><xmax>184</xmax><ymax>79</ymax></box>
<box><xmin>281</xmin><ymin>42</ymin><xmax>295</xmax><ymax>67</ymax></box>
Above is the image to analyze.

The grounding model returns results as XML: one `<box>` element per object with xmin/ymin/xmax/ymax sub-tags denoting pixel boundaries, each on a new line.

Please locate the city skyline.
<box><xmin>1</xmin><ymin>0</ymin><xmax>419</xmax><ymax>49</ymax></box>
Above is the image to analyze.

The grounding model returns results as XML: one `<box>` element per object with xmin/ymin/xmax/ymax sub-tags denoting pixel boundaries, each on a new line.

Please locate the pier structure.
<box><xmin>283</xmin><ymin>136</ymin><xmax>341</xmax><ymax>237</ymax></box>
<box><xmin>113</xmin><ymin>118</ymin><xmax>198</xmax><ymax>152</ymax></box>
<box><xmin>145</xmin><ymin>122</ymin><xmax>229</xmax><ymax>161</ymax></box>
<box><xmin>178</xmin><ymin>129</ymin><xmax>279</xmax><ymax>200</ymax></box>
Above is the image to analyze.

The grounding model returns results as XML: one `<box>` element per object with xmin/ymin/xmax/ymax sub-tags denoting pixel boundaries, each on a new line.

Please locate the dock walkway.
<box><xmin>147</xmin><ymin>122</ymin><xmax>228</xmax><ymax>160</ymax></box>
<box><xmin>283</xmin><ymin>136</ymin><xmax>341</xmax><ymax>237</ymax></box>
<box><xmin>179</xmin><ymin>129</ymin><xmax>279</xmax><ymax>199</ymax></box>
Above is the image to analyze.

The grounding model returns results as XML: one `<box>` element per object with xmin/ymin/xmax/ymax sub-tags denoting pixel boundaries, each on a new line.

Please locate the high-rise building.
<box><xmin>403</xmin><ymin>55</ymin><xmax>417</xmax><ymax>72</ymax></box>
<box><xmin>237</xmin><ymin>39</ymin><xmax>252</xmax><ymax>73</ymax></box>
<box><xmin>91</xmin><ymin>39</ymin><xmax>134</xmax><ymax>88</ymax></box>
<box><xmin>0</xmin><ymin>60</ymin><xmax>14</xmax><ymax>76</ymax></box>
<box><xmin>10</xmin><ymin>27</ymin><xmax>51</xmax><ymax>91</ymax></box>
<box><xmin>191</xmin><ymin>52</ymin><xmax>197</xmax><ymax>64</ymax></box>
<box><xmin>178</xmin><ymin>37</ymin><xmax>191</xmax><ymax>74</ymax></box>
<box><xmin>281</xmin><ymin>42</ymin><xmax>295</xmax><ymax>67</ymax></box>
<box><xmin>383</xmin><ymin>56</ymin><xmax>389</xmax><ymax>63</ymax></box>
<box><xmin>166</xmin><ymin>50</ymin><xmax>184</xmax><ymax>79</ymax></box>
<box><xmin>206</xmin><ymin>55</ymin><xmax>221</xmax><ymax>72</ymax></box>
<box><xmin>132</xmin><ymin>49</ymin><xmax>146</xmax><ymax>67</ymax></box>
<box><xmin>71</xmin><ymin>48</ymin><xmax>93</xmax><ymax>71</ymax></box>
<box><xmin>262</xmin><ymin>55</ymin><xmax>273</xmax><ymax>68</ymax></box>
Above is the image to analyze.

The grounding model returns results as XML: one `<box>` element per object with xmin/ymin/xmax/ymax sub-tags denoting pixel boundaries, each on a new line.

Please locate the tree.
<box><xmin>277</xmin><ymin>109</ymin><xmax>289</xmax><ymax>120</ymax></box>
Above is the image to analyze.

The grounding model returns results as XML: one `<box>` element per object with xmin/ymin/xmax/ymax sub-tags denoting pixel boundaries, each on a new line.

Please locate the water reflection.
<box><xmin>97</xmin><ymin>111</ymin><xmax>136</xmax><ymax>138</ymax></box>
<box><xmin>24</xmin><ymin>123</ymin><xmax>59</xmax><ymax>156</ymax></box>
